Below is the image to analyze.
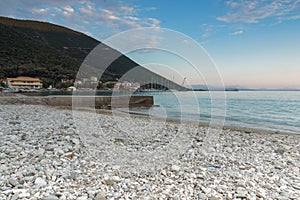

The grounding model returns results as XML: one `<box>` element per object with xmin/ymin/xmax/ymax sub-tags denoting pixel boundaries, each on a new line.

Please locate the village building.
<box><xmin>114</xmin><ymin>81</ymin><xmax>141</xmax><ymax>91</ymax></box>
<box><xmin>3</xmin><ymin>76</ymin><xmax>43</xmax><ymax>89</ymax></box>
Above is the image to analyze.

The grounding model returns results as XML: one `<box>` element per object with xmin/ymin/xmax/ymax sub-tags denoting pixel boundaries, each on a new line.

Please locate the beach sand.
<box><xmin>0</xmin><ymin>104</ymin><xmax>299</xmax><ymax>199</ymax></box>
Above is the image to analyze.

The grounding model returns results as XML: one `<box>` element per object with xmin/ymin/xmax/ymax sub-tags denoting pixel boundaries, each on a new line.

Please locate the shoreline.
<box><xmin>2</xmin><ymin>91</ymin><xmax>299</xmax><ymax>136</ymax></box>
<box><xmin>57</xmin><ymin>105</ymin><xmax>298</xmax><ymax>136</ymax></box>
<box><xmin>0</xmin><ymin>93</ymin><xmax>298</xmax><ymax>136</ymax></box>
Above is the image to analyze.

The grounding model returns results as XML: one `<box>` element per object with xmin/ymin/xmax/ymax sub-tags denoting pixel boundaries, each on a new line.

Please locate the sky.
<box><xmin>1</xmin><ymin>0</ymin><xmax>300</xmax><ymax>89</ymax></box>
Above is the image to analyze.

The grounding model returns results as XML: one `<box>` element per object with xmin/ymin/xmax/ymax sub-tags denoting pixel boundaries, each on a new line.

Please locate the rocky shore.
<box><xmin>0</xmin><ymin>104</ymin><xmax>299</xmax><ymax>199</ymax></box>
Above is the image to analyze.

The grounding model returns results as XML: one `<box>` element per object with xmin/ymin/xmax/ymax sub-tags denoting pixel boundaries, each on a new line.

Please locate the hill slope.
<box><xmin>0</xmin><ymin>17</ymin><xmax>141</xmax><ymax>87</ymax></box>
<box><xmin>0</xmin><ymin>16</ymin><xmax>99</xmax><ymax>61</ymax></box>
<box><xmin>0</xmin><ymin>16</ymin><xmax>186</xmax><ymax>90</ymax></box>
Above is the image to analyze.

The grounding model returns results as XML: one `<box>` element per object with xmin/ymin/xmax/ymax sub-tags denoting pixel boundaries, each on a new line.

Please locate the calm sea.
<box><xmin>29</xmin><ymin>90</ymin><xmax>300</xmax><ymax>134</ymax></box>
<box><xmin>131</xmin><ymin>91</ymin><xmax>300</xmax><ymax>134</ymax></box>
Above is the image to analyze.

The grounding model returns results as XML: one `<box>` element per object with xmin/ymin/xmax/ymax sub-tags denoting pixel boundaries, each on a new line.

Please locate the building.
<box><xmin>61</xmin><ymin>78</ymin><xmax>74</xmax><ymax>83</ymax></box>
<box><xmin>114</xmin><ymin>81</ymin><xmax>141</xmax><ymax>91</ymax></box>
<box><xmin>4</xmin><ymin>76</ymin><xmax>43</xmax><ymax>89</ymax></box>
<box><xmin>90</xmin><ymin>76</ymin><xmax>98</xmax><ymax>82</ymax></box>
<box><xmin>74</xmin><ymin>76</ymin><xmax>98</xmax><ymax>88</ymax></box>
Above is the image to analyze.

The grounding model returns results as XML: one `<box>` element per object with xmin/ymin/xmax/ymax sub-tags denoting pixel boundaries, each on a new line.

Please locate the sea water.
<box><xmin>131</xmin><ymin>91</ymin><xmax>300</xmax><ymax>134</ymax></box>
<box><xmin>29</xmin><ymin>90</ymin><xmax>300</xmax><ymax>134</ymax></box>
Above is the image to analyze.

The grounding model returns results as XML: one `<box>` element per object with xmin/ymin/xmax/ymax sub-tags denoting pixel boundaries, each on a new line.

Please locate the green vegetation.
<box><xmin>0</xmin><ymin>16</ymin><xmax>186</xmax><ymax>90</ymax></box>
<box><xmin>0</xmin><ymin>16</ymin><xmax>140</xmax><ymax>88</ymax></box>
<box><xmin>0</xmin><ymin>82</ymin><xmax>5</xmax><ymax>87</ymax></box>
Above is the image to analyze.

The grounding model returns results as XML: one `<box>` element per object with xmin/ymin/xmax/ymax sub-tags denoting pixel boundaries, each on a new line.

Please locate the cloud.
<box><xmin>64</xmin><ymin>6</ymin><xmax>74</xmax><ymax>13</ymax></box>
<box><xmin>32</xmin><ymin>8</ymin><xmax>48</xmax><ymax>14</ymax></box>
<box><xmin>119</xmin><ymin>6</ymin><xmax>135</xmax><ymax>14</ymax></box>
<box><xmin>230</xmin><ymin>30</ymin><xmax>243</xmax><ymax>35</ymax></box>
<box><xmin>217</xmin><ymin>0</ymin><xmax>300</xmax><ymax>23</ymax></box>
<box><xmin>200</xmin><ymin>24</ymin><xmax>225</xmax><ymax>39</ymax></box>
<box><xmin>0</xmin><ymin>0</ymin><xmax>160</xmax><ymax>40</ymax></box>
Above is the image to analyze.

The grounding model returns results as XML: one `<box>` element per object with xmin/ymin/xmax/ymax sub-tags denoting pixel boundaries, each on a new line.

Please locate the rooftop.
<box><xmin>6</xmin><ymin>76</ymin><xmax>41</xmax><ymax>82</ymax></box>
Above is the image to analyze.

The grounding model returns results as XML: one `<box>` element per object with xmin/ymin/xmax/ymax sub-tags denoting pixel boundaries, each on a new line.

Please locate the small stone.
<box><xmin>77</xmin><ymin>195</ymin><xmax>88</xmax><ymax>200</ymax></box>
<box><xmin>16</xmin><ymin>189</ymin><xmax>30</xmax><ymax>198</ymax></box>
<box><xmin>120</xmin><ymin>171</ymin><xmax>131</xmax><ymax>178</ymax></box>
<box><xmin>71</xmin><ymin>138</ymin><xmax>80</xmax><ymax>145</ymax></box>
<box><xmin>104</xmin><ymin>179</ymin><xmax>114</xmax><ymax>186</ymax></box>
<box><xmin>279</xmin><ymin>192</ymin><xmax>290</xmax><ymax>198</ymax></box>
<box><xmin>113</xmin><ymin>138</ymin><xmax>125</xmax><ymax>144</ymax></box>
<box><xmin>45</xmin><ymin>145</ymin><xmax>56</xmax><ymax>151</ymax></box>
<box><xmin>171</xmin><ymin>165</ymin><xmax>180</xmax><ymax>172</ymax></box>
<box><xmin>224</xmin><ymin>146</ymin><xmax>233</xmax><ymax>153</ymax></box>
<box><xmin>226</xmin><ymin>192</ymin><xmax>233</xmax><ymax>199</ymax></box>
<box><xmin>236</xmin><ymin>187</ymin><xmax>248</xmax><ymax>198</ymax></box>
<box><xmin>269</xmin><ymin>180</ymin><xmax>275</xmax><ymax>184</ymax></box>
<box><xmin>239</xmin><ymin>165</ymin><xmax>247</xmax><ymax>170</ymax></box>
<box><xmin>196</xmin><ymin>173</ymin><xmax>205</xmax><ymax>179</ymax></box>
<box><xmin>34</xmin><ymin>177</ymin><xmax>47</xmax><ymax>187</ymax></box>
<box><xmin>137</xmin><ymin>185</ymin><xmax>146</xmax><ymax>191</ymax></box>
<box><xmin>275</xmin><ymin>164</ymin><xmax>283</xmax><ymax>170</ymax></box>
<box><xmin>256</xmin><ymin>191</ymin><xmax>266</xmax><ymax>199</ymax></box>
<box><xmin>112</xmin><ymin>176</ymin><xmax>121</xmax><ymax>182</ymax></box>
<box><xmin>201</xmin><ymin>186</ymin><xmax>211</xmax><ymax>194</ymax></box>
<box><xmin>65</xmin><ymin>152</ymin><xmax>74</xmax><ymax>158</ymax></box>
<box><xmin>0</xmin><ymin>165</ymin><xmax>9</xmax><ymax>172</ymax></box>
<box><xmin>289</xmin><ymin>194</ymin><xmax>299</xmax><ymax>200</ymax></box>
<box><xmin>21</xmin><ymin>134</ymin><xmax>27</xmax><ymax>140</ymax></box>
<box><xmin>198</xmin><ymin>194</ymin><xmax>207</xmax><ymax>199</ymax></box>
<box><xmin>41</xmin><ymin>195</ymin><xmax>59</xmax><ymax>200</ymax></box>
<box><xmin>11</xmin><ymin>194</ymin><xmax>19</xmax><ymax>200</ymax></box>
<box><xmin>292</xmin><ymin>184</ymin><xmax>300</xmax><ymax>190</ymax></box>
<box><xmin>8</xmin><ymin>178</ymin><xmax>19</xmax><ymax>187</ymax></box>
<box><xmin>275</xmin><ymin>148</ymin><xmax>285</xmax><ymax>155</ymax></box>
<box><xmin>94</xmin><ymin>192</ymin><xmax>106</xmax><ymax>200</ymax></box>
<box><xmin>276</xmin><ymin>196</ymin><xmax>290</xmax><ymax>200</ymax></box>
<box><xmin>111</xmin><ymin>165</ymin><xmax>120</xmax><ymax>170</ymax></box>
<box><xmin>292</xmin><ymin>167</ymin><xmax>299</xmax><ymax>174</ymax></box>
<box><xmin>9</xmin><ymin>121</ymin><xmax>21</xmax><ymax>125</ymax></box>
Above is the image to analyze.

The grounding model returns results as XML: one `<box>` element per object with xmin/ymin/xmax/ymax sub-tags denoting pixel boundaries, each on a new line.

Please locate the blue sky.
<box><xmin>1</xmin><ymin>0</ymin><xmax>300</xmax><ymax>88</ymax></box>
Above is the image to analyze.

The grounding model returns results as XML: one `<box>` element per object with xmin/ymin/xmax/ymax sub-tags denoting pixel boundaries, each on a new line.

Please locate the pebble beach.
<box><xmin>0</xmin><ymin>104</ymin><xmax>300</xmax><ymax>200</ymax></box>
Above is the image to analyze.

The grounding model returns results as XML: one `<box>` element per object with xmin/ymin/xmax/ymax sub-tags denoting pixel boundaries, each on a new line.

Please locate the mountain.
<box><xmin>0</xmin><ymin>16</ymin><xmax>184</xmax><ymax>89</ymax></box>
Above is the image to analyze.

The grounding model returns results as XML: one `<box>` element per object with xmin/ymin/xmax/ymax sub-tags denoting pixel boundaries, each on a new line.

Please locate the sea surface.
<box><xmin>29</xmin><ymin>90</ymin><xmax>300</xmax><ymax>134</ymax></box>
<box><xmin>131</xmin><ymin>91</ymin><xmax>300</xmax><ymax>134</ymax></box>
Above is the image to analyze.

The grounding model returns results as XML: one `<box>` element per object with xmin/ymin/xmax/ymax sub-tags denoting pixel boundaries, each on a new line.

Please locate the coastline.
<box><xmin>60</xmin><ymin>106</ymin><xmax>297</xmax><ymax>136</ymax></box>
<box><xmin>3</xmin><ymin>90</ymin><xmax>300</xmax><ymax>136</ymax></box>
<box><xmin>0</xmin><ymin>93</ymin><xmax>297</xmax><ymax>136</ymax></box>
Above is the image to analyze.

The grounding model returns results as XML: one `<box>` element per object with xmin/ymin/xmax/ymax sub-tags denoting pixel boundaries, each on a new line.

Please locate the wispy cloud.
<box><xmin>200</xmin><ymin>23</ymin><xmax>225</xmax><ymax>39</ymax></box>
<box><xmin>217</xmin><ymin>0</ymin><xmax>300</xmax><ymax>23</ymax></box>
<box><xmin>0</xmin><ymin>0</ymin><xmax>160</xmax><ymax>39</ymax></box>
<box><xmin>230</xmin><ymin>30</ymin><xmax>243</xmax><ymax>35</ymax></box>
